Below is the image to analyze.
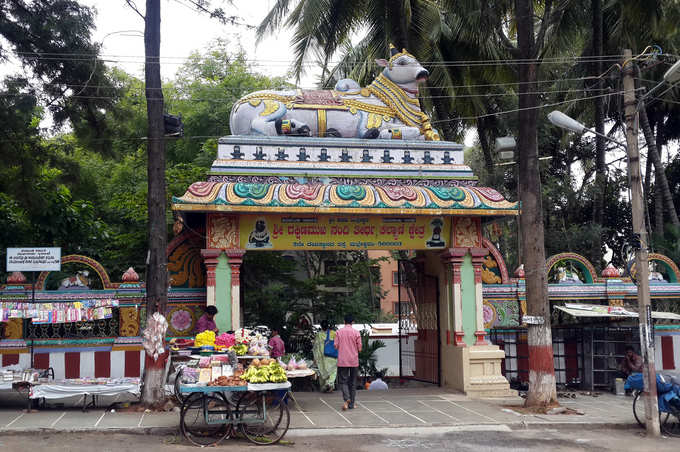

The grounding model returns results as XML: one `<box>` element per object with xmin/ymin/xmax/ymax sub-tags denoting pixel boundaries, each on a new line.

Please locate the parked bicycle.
<box><xmin>627</xmin><ymin>372</ymin><xmax>680</xmax><ymax>436</ymax></box>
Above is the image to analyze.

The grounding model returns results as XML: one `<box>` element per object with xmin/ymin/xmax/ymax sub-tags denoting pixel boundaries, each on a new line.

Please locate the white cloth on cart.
<box><xmin>246</xmin><ymin>381</ymin><xmax>291</xmax><ymax>391</ymax></box>
<box><xmin>30</xmin><ymin>382</ymin><xmax>140</xmax><ymax>399</ymax></box>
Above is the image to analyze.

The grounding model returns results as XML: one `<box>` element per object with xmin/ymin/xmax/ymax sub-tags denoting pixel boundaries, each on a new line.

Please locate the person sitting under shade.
<box><xmin>619</xmin><ymin>345</ymin><xmax>643</xmax><ymax>377</ymax></box>
<box><xmin>195</xmin><ymin>305</ymin><xmax>219</xmax><ymax>334</ymax></box>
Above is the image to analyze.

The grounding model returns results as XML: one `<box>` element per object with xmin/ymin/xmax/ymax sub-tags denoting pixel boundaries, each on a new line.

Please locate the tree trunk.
<box><xmin>515</xmin><ymin>0</ymin><xmax>556</xmax><ymax>408</ymax></box>
<box><xmin>591</xmin><ymin>0</ymin><xmax>606</xmax><ymax>264</ymax></box>
<box><xmin>638</xmin><ymin>99</ymin><xmax>680</xmax><ymax>228</ymax></box>
<box><xmin>142</xmin><ymin>0</ymin><xmax>168</xmax><ymax>406</ymax></box>
<box><xmin>655</xmin><ymin>185</ymin><xmax>664</xmax><ymax>236</ymax></box>
<box><xmin>477</xmin><ymin>118</ymin><xmax>497</xmax><ymax>183</ymax></box>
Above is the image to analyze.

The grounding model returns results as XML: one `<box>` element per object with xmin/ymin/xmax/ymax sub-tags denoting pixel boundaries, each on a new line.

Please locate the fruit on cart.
<box><xmin>227</xmin><ymin>344</ymin><xmax>248</xmax><ymax>355</ymax></box>
<box><xmin>241</xmin><ymin>361</ymin><xmax>287</xmax><ymax>383</ymax></box>
<box><xmin>208</xmin><ymin>375</ymin><xmax>246</xmax><ymax>386</ymax></box>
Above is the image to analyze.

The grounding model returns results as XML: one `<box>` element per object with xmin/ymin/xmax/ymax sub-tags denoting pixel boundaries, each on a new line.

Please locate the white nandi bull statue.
<box><xmin>59</xmin><ymin>270</ymin><xmax>90</xmax><ymax>289</ymax></box>
<box><xmin>229</xmin><ymin>45</ymin><xmax>440</xmax><ymax>141</ymax></box>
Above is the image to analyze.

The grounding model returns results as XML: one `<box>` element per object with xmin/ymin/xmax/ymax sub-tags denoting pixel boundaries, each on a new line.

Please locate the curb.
<box><xmin>0</xmin><ymin>421</ymin><xmax>641</xmax><ymax>436</ymax></box>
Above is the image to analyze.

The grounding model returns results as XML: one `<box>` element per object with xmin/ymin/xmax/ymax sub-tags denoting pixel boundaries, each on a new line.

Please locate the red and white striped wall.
<box><xmin>655</xmin><ymin>332</ymin><xmax>680</xmax><ymax>371</ymax></box>
<box><xmin>1</xmin><ymin>345</ymin><xmax>145</xmax><ymax>380</ymax></box>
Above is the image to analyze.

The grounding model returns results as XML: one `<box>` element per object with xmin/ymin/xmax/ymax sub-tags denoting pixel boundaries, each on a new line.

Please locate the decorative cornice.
<box><xmin>174</xmin><ymin>182</ymin><xmax>518</xmax><ymax>216</ymax></box>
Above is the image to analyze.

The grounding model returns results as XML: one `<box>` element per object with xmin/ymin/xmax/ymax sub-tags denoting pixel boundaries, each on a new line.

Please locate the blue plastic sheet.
<box><xmin>625</xmin><ymin>372</ymin><xmax>680</xmax><ymax>413</ymax></box>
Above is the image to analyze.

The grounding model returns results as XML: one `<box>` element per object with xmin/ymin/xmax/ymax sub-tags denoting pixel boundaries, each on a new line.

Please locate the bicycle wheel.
<box><xmin>661</xmin><ymin>411</ymin><xmax>680</xmax><ymax>437</ymax></box>
<box><xmin>633</xmin><ymin>391</ymin><xmax>669</xmax><ymax>428</ymax></box>
<box><xmin>180</xmin><ymin>392</ymin><xmax>233</xmax><ymax>447</ymax></box>
<box><xmin>173</xmin><ymin>367</ymin><xmax>189</xmax><ymax>405</ymax></box>
<box><xmin>633</xmin><ymin>391</ymin><xmax>644</xmax><ymax>427</ymax></box>
<box><xmin>236</xmin><ymin>391</ymin><xmax>290</xmax><ymax>445</ymax></box>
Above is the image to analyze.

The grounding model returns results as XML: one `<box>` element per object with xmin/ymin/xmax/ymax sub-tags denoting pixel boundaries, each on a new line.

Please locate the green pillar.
<box><xmin>460</xmin><ymin>253</ymin><xmax>476</xmax><ymax>345</ymax></box>
<box><xmin>215</xmin><ymin>253</ymin><xmax>231</xmax><ymax>332</ymax></box>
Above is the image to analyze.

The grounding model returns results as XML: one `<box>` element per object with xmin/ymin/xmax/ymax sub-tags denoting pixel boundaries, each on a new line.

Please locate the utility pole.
<box><xmin>622</xmin><ymin>49</ymin><xmax>660</xmax><ymax>436</ymax></box>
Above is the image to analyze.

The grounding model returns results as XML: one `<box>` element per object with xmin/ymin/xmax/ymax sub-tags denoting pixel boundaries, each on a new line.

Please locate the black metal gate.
<box><xmin>397</xmin><ymin>260</ymin><xmax>440</xmax><ymax>385</ymax></box>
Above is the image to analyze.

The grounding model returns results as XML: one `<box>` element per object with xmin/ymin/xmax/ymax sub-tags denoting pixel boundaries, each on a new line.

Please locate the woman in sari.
<box><xmin>313</xmin><ymin>320</ymin><xmax>338</xmax><ymax>392</ymax></box>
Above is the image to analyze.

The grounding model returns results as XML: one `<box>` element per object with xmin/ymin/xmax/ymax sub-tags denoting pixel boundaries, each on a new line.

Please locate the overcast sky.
<box><xmin>82</xmin><ymin>0</ymin><xmax>319</xmax><ymax>86</ymax></box>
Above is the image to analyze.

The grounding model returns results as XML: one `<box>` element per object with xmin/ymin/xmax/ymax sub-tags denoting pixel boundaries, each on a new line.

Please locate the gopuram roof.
<box><xmin>173</xmin><ymin>136</ymin><xmax>518</xmax><ymax>216</ymax></box>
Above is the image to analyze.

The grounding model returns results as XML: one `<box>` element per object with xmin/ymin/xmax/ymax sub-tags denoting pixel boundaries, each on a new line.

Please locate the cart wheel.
<box><xmin>180</xmin><ymin>392</ymin><xmax>233</xmax><ymax>446</ymax></box>
<box><xmin>173</xmin><ymin>367</ymin><xmax>189</xmax><ymax>405</ymax></box>
<box><xmin>236</xmin><ymin>391</ymin><xmax>290</xmax><ymax>445</ymax></box>
<box><xmin>633</xmin><ymin>391</ymin><xmax>670</xmax><ymax>428</ymax></box>
<box><xmin>661</xmin><ymin>411</ymin><xmax>680</xmax><ymax>437</ymax></box>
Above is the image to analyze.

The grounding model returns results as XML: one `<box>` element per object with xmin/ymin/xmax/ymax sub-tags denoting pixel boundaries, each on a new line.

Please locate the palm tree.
<box><xmin>604</xmin><ymin>0</ymin><xmax>680</xmax><ymax>233</ymax></box>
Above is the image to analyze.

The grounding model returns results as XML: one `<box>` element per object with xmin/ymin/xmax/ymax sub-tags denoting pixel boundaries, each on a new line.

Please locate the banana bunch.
<box><xmin>228</xmin><ymin>344</ymin><xmax>248</xmax><ymax>355</ymax></box>
<box><xmin>241</xmin><ymin>361</ymin><xmax>288</xmax><ymax>383</ymax></box>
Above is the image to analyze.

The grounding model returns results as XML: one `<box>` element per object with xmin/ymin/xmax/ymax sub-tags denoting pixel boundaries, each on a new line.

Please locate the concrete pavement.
<box><xmin>0</xmin><ymin>386</ymin><xmax>642</xmax><ymax>433</ymax></box>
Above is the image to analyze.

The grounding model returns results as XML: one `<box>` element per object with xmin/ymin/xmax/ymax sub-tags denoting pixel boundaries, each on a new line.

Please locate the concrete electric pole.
<box><xmin>622</xmin><ymin>48</ymin><xmax>660</xmax><ymax>437</ymax></box>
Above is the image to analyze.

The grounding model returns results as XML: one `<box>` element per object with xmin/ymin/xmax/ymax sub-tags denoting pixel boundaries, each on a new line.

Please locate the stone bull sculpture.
<box><xmin>229</xmin><ymin>46</ymin><xmax>440</xmax><ymax>141</ymax></box>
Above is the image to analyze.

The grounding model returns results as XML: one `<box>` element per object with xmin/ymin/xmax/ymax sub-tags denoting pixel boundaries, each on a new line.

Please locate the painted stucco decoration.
<box><xmin>7</xmin><ymin>272</ymin><xmax>27</xmax><ymax>284</ymax></box>
<box><xmin>481</xmin><ymin>255</ymin><xmax>502</xmax><ymax>284</ymax></box>
<box><xmin>168</xmin><ymin>233</ymin><xmax>206</xmax><ymax>288</ymax></box>
<box><xmin>167</xmin><ymin>306</ymin><xmax>196</xmax><ymax>336</ymax></box>
<box><xmin>174</xmin><ymin>182</ymin><xmax>518</xmax><ymax>215</ymax></box>
<box><xmin>453</xmin><ymin>217</ymin><xmax>481</xmax><ymax>248</ymax></box>
<box><xmin>230</xmin><ymin>45</ymin><xmax>440</xmax><ymax>141</ymax></box>
<box><xmin>207</xmin><ymin>214</ymin><xmax>240</xmax><ymax>249</ymax></box>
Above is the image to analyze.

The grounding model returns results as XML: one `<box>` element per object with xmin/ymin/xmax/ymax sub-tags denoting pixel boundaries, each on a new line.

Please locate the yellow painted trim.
<box><xmin>0</xmin><ymin>348</ymin><xmax>29</xmax><ymax>354</ymax></box>
<box><xmin>318</xmin><ymin>110</ymin><xmax>327</xmax><ymax>136</ymax></box>
<box><xmin>173</xmin><ymin>203</ymin><xmax>519</xmax><ymax>216</ymax></box>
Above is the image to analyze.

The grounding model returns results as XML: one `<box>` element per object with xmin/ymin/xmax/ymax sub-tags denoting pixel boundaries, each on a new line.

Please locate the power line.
<box><xmin>0</xmin><ymin>75</ymin><xmax>610</xmax><ymax>92</ymax></box>
<box><xmin>0</xmin><ymin>86</ymin><xmax>617</xmax><ymax>103</ymax></box>
<box><xmin>432</xmin><ymin>89</ymin><xmax>635</xmax><ymax>123</ymax></box>
<box><xmin>5</xmin><ymin>52</ymin><xmax>643</xmax><ymax>67</ymax></box>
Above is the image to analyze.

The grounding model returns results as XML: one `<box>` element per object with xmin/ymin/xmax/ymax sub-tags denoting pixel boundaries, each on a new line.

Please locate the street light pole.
<box><xmin>547</xmin><ymin>49</ymin><xmax>663</xmax><ymax>436</ymax></box>
<box><xmin>622</xmin><ymin>49</ymin><xmax>660</xmax><ymax>436</ymax></box>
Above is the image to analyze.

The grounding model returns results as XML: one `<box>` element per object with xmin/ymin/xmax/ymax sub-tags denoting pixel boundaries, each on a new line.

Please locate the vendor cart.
<box><xmin>178</xmin><ymin>381</ymin><xmax>291</xmax><ymax>446</ymax></box>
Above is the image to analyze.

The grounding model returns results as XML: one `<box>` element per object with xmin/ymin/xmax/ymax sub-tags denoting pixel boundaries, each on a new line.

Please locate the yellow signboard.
<box><xmin>240</xmin><ymin>215</ymin><xmax>450</xmax><ymax>250</ymax></box>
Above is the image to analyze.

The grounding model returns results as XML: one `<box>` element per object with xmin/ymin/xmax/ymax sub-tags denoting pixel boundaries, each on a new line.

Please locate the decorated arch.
<box><xmin>481</xmin><ymin>237</ymin><xmax>510</xmax><ymax>284</ymax></box>
<box><xmin>649</xmin><ymin>253</ymin><xmax>680</xmax><ymax>283</ymax></box>
<box><xmin>35</xmin><ymin>254</ymin><xmax>113</xmax><ymax>290</ymax></box>
<box><xmin>545</xmin><ymin>252</ymin><xmax>597</xmax><ymax>284</ymax></box>
<box><xmin>629</xmin><ymin>253</ymin><xmax>680</xmax><ymax>283</ymax></box>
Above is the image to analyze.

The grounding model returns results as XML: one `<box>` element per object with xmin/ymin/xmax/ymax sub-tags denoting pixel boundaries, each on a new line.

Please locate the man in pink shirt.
<box><xmin>334</xmin><ymin>314</ymin><xmax>362</xmax><ymax>410</ymax></box>
<box><xmin>268</xmin><ymin>328</ymin><xmax>285</xmax><ymax>359</ymax></box>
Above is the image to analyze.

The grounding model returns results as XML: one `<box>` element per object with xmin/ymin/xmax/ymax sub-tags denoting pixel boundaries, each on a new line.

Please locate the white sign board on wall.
<box><xmin>6</xmin><ymin>248</ymin><xmax>62</xmax><ymax>272</ymax></box>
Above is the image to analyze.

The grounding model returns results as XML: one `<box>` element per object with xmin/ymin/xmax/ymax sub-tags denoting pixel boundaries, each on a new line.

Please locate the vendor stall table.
<box><xmin>179</xmin><ymin>381</ymin><xmax>291</xmax><ymax>446</ymax></box>
<box><xmin>285</xmin><ymin>369</ymin><xmax>317</xmax><ymax>393</ymax></box>
<box><xmin>29</xmin><ymin>379</ymin><xmax>140</xmax><ymax>411</ymax></box>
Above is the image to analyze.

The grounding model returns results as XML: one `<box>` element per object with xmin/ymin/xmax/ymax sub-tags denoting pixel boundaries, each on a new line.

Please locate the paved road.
<box><xmin>0</xmin><ymin>425</ymin><xmax>676</xmax><ymax>451</ymax></box>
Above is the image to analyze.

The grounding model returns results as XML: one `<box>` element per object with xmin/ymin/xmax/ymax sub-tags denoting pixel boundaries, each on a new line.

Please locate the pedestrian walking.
<box><xmin>313</xmin><ymin>320</ymin><xmax>338</xmax><ymax>392</ymax></box>
<box><xmin>334</xmin><ymin>314</ymin><xmax>362</xmax><ymax>410</ymax></box>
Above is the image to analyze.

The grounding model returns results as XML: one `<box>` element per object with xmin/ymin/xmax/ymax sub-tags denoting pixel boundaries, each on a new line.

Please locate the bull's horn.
<box><xmin>389</xmin><ymin>44</ymin><xmax>399</xmax><ymax>57</ymax></box>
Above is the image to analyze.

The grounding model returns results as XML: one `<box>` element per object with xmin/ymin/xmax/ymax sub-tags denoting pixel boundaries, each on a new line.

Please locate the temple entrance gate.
<box><xmin>398</xmin><ymin>259</ymin><xmax>440</xmax><ymax>384</ymax></box>
<box><xmin>172</xmin><ymin>134</ymin><xmax>518</xmax><ymax>397</ymax></box>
